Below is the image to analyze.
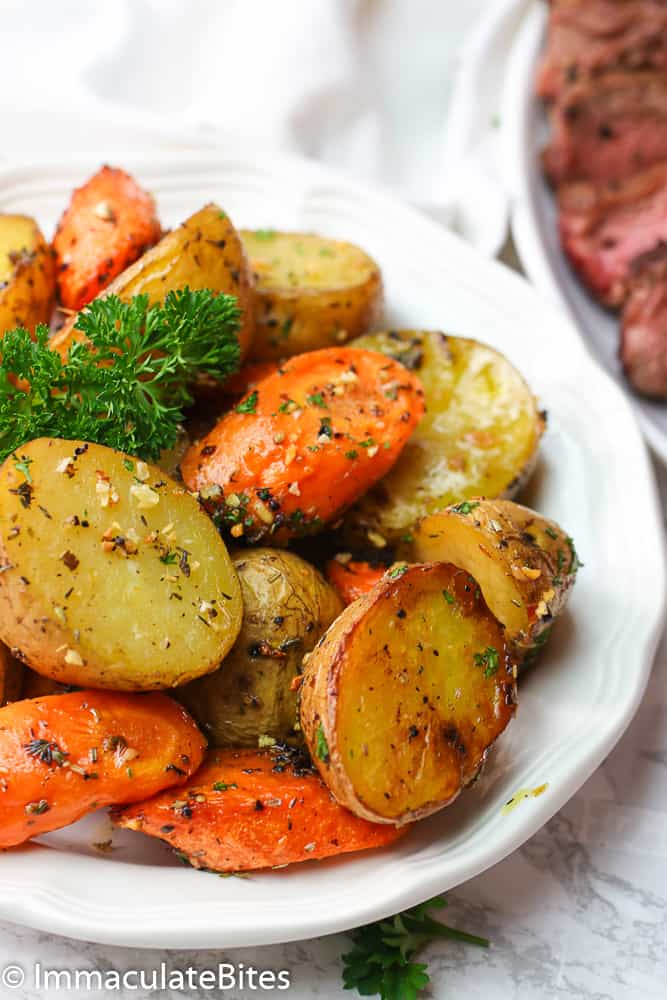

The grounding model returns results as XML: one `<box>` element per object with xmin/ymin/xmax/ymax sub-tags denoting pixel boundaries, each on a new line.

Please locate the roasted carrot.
<box><xmin>52</xmin><ymin>166</ymin><xmax>161</xmax><ymax>310</ymax></box>
<box><xmin>182</xmin><ymin>347</ymin><xmax>425</xmax><ymax>543</ymax></box>
<box><xmin>326</xmin><ymin>559</ymin><xmax>387</xmax><ymax>605</ymax></box>
<box><xmin>113</xmin><ymin>747</ymin><xmax>406</xmax><ymax>872</ymax></box>
<box><xmin>0</xmin><ymin>690</ymin><xmax>205</xmax><ymax>848</ymax></box>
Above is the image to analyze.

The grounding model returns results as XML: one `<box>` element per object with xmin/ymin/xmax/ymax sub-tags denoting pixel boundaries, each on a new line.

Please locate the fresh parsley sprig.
<box><xmin>0</xmin><ymin>287</ymin><xmax>241</xmax><ymax>463</ymax></box>
<box><xmin>342</xmin><ymin>896</ymin><xmax>488</xmax><ymax>1000</ymax></box>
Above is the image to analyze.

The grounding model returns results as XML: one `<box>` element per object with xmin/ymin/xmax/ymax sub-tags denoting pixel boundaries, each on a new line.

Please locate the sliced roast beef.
<box><xmin>543</xmin><ymin>73</ymin><xmax>667</xmax><ymax>185</ymax></box>
<box><xmin>558</xmin><ymin>164</ymin><xmax>667</xmax><ymax>306</ymax></box>
<box><xmin>537</xmin><ymin>0</ymin><xmax>667</xmax><ymax>102</ymax></box>
<box><xmin>621</xmin><ymin>243</ymin><xmax>667</xmax><ymax>397</ymax></box>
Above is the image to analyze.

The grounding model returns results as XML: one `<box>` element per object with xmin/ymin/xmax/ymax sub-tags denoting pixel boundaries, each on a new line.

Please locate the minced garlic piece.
<box><xmin>64</xmin><ymin>648</ymin><xmax>83</xmax><ymax>666</ymax></box>
<box><xmin>367</xmin><ymin>530</ymin><xmax>387</xmax><ymax>549</ymax></box>
<box><xmin>55</xmin><ymin>456</ymin><xmax>74</xmax><ymax>475</ymax></box>
<box><xmin>130</xmin><ymin>483</ymin><xmax>159</xmax><ymax>509</ymax></box>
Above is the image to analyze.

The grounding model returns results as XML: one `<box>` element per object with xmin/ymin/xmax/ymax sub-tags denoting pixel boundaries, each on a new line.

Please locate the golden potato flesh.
<box><xmin>0</xmin><ymin>214</ymin><xmax>55</xmax><ymax>335</ymax></box>
<box><xmin>414</xmin><ymin>500</ymin><xmax>580</xmax><ymax>660</ymax></box>
<box><xmin>241</xmin><ymin>230</ymin><xmax>382</xmax><ymax>360</ymax></box>
<box><xmin>179</xmin><ymin>548</ymin><xmax>343</xmax><ymax>747</ymax></box>
<box><xmin>345</xmin><ymin>332</ymin><xmax>545</xmax><ymax>549</ymax></box>
<box><xmin>52</xmin><ymin>204</ymin><xmax>255</xmax><ymax>361</ymax></box>
<box><xmin>300</xmin><ymin>562</ymin><xmax>517</xmax><ymax>825</ymax></box>
<box><xmin>0</xmin><ymin>438</ymin><xmax>242</xmax><ymax>690</ymax></box>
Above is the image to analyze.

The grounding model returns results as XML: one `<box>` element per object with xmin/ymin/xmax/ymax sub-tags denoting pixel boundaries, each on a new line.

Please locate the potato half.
<box><xmin>0</xmin><ymin>438</ymin><xmax>242</xmax><ymax>690</ymax></box>
<box><xmin>0</xmin><ymin>214</ymin><xmax>55</xmax><ymax>335</ymax></box>
<box><xmin>52</xmin><ymin>203</ymin><xmax>255</xmax><ymax>361</ymax></box>
<box><xmin>179</xmin><ymin>547</ymin><xmax>343</xmax><ymax>747</ymax></box>
<box><xmin>242</xmin><ymin>230</ymin><xmax>382</xmax><ymax>360</ymax></box>
<box><xmin>413</xmin><ymin>500</ymin><xmax>580</xmax><ymax>660</ymax></box>
<box><xmin>344</xmin><ymin>331</ymin><xmax>545</xmax><ymax>549</ymax></box>
<box><xmin>300</xmin><ymin>562</ymin><xmax>517</xmax><ymax>825</ymax></box>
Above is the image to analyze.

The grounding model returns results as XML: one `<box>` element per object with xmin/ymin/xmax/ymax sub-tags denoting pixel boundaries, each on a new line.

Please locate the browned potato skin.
<box><xmin>0</xmin><ymin>215</ymin><xmax>55</xmax><ymax>335</ymax></box>
<box><xmin>51</xmin><ymin>204</ymin><xmax>255</xmax><ymax>361</ymax></box>
<box><xmin>241</xmin><ymin>231</ymin><xmax>383</xmax><ymax>361</ymax></box>
<box><xmin>413</xmin><ymin>500</ymin><xmax>580</xmax><ymax>660</ymax></box>
<box><xmin>178</xmin><ymin>548</ymin><xmax>343</xmax><ymax>747</ymax></box>
<box><xmin>300</xmin><ymin>562</ymin><xmax>517</xmax><ymax>825</ymax></box>
<box><xmin>0</xmin><ymin>642</ymin><xmax>23</xmax><ymax>704</ymax></box>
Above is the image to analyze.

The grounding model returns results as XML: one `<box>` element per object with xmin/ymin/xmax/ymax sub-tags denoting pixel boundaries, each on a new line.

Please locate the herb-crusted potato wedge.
<box><xmin>413</xmin><ymin>500</ymin><xmax>580</xmax><ymax>660</ymax></box>
<box><xmin>0</xmin><ymin>642</ymin><xmax>23</xmax><ymax>705</ymax></box>
<box><xmin>242</xmin><ymin>230</ymin><xmax>382</xmax><ymax>360</ymax></box>
<box><xmin>179</xmin><ymin>548</ymin><xmax>343</xmax><ymax>747</ymax></box>
<box><xmin>0</xmin><ymin>690</ymin><xmax>205</xmax><ymax>848</ymax></box>
<box><xmin>0</xmin><ymin>214</ymin><xmax>55</xmax><ymax>335</ymax></box>
<box><xmin>300</xmin><ymin>562</ymin><xmax>517</xmax><ymax>825</ymax></box>
<box><xmin>52</xmin><ymin>203</ymin><xmax>255</xmax><ymax>362</ymax></box>
<box><xmin>183</xmin><ymin>347</ymin><xmax>425</xmax><ymax>544</ymax></box>
<box><xmin>344</xmin><ymin>332</ymin><xmax>545</xmax><ymax>549</ymax></box>
<box><xmin>0</xmin><ymin>438</ymin><xmax>242</xmax><ymax>690</ymax></box>
<box><xmin>114</xmin><ymin>747</ymin><xmax>405</xmax><ymax>872</ymax></box>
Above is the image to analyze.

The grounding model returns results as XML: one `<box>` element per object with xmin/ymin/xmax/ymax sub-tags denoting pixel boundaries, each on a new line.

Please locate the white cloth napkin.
<box><xmin>0</xmin><ymin>0</ymin><xmax>512</xmax><ymax>256</ymax></box>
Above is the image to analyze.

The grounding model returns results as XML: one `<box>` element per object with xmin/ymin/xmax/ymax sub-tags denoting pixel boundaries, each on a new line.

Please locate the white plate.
<box><xmin>503</xmin><ymin>1</ymin><xmax>667</xmax><ymax>463</ymax></box>
<box><xmin>0</xmin><ymin>152</ymin><xmax>663</xmax><ymax>948</ymax></box>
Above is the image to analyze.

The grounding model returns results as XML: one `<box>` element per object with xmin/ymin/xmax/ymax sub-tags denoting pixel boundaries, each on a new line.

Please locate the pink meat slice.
<box><xmin>621</xmin><ymin>243</ymin><xmax>667</xmax><ymax>397</ymax></box>
<box><xmin>537</xmin><ymin>0</ymin><xmax>667</xmax><ymax>102</ymax></box>
<box><xmin>559</xmin><ymin>164</ymin><xmax>667</xmax><ymax>307</ymax></box>
<box><xmin>543</xmin><ymin>73</ymin><xmax>667</xmax><ymax>185</ymax></box>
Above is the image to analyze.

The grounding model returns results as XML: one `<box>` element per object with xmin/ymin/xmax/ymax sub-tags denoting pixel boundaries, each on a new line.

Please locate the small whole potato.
<box><xmin>178</xmin><ymin>548</ymin><xmax>343</xmax><ymax>747</ymax></box>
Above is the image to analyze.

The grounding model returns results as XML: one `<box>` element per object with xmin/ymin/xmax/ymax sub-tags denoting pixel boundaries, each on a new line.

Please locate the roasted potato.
<box><xmin>0</xmin><ymin>214</ymin><xmax>55</xmax><ymax>335</ymax></box>
<box><xmin>343</xmin><ymin>332</ymin><xmax>545</xmax><ymax>550</ymax></box>
<box><xmin>0</xmin><ymin>642</ymin><xmax>23</xmax><ymax>704</ymax></box>
<box><xmin>179</xmin><ymin>548</ymin><xmax>343</xmax><ymax>746</ymax></box>
<box><xmin>51</xmin><ymin>203</ymin><xmax>255</xmax><ymax>362</ymax></box>
<box><xmin>0</xmin><ymin>438</ymin><xmax>243</xmax><ymax>691</ymax></box>
<box><xmin>300</xmin><ymin>562</ymin><xmax>517</xmax><ymax>825</ymax></box>
<box><xmin>413</xmin><ymin>500</ymin><xmax>580</xmax><ymax>660</ymax></box>
<box><xmin>241</xmin><ymin>230</ymin><xmax>382</xmax><ymax>360</ymax></box>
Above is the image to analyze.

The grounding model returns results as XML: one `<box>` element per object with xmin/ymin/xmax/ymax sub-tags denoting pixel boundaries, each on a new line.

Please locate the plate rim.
<box><xmin>502</xmin><ymin>0</ymin><xmax>667</xmax><ymax>464</ymax></box>
<box><xmin>0</xmin><ymin>146</ymin><xmax>664</xmax><ymax>948</ymax></box>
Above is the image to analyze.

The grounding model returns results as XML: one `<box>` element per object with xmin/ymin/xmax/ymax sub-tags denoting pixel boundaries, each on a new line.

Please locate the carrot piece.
<box><xmin>0</xmin><ymin>690</ymin><xmax>205</xmax><ymax>848</ymax></box>
<box><xmin>52</xmin><ymin>165</ymin><xmax>161</xmax><ymax>310</ymax></box>
<box><xmin>113</xmin><ymin>747</ymin><xmax>407</xmax><ymax>871</ymax></box>
<box><xmin>182</xmin><ymin>347</ymin><xmax>425</xmax><ymax>543</ymax></box>
<box><xmin>326</xmin><ymin>559</ymin><xmax>386</xmax><ymax>604</ymax></box>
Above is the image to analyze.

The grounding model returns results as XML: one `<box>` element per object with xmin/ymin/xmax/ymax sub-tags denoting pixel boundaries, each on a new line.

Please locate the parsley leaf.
<box><xmin>451</xmin><ymin>501</ymin><xmax>479</xmax><ymax>515</ymax></box>
<box><xmin>342</xmin><ymin>896</ymin><xmax>488</xmax><ymax>1000</ymax></box>
<box><xmin>236</xmin><ymin>390</ymin><xmax>258</xmax><ymax>414</ymax></box>
<box><xmin>473</xmin><ymin>646</ymin><xmax>499</xmax><ymax>678</ymax></box>
<box><xmin>315</xmin><ymin>723</ymin><xmax>330</xmax><ymax>763</ymax></box>
<box><xmin>0</xmin><ymin>287</ymin><xmax>241</xmax><ymax>463</ymax></box>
